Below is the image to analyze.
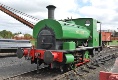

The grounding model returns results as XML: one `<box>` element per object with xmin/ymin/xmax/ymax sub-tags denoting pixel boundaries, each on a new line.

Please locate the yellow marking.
<box><xmin>76</xmin><ymin>30</ymin><xmax>85</xmax><ymax>34</ymax></box>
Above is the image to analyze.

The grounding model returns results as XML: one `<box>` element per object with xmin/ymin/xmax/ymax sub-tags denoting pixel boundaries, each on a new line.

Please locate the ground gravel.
<box><xmin>0</xmin><ymin>57</ymin><xmax>27</xmax><ymax>68</ymax></box>
<box><xmin>7</xmin><ymin>58</ymin><xmax>116</xmax><ymax>80</ymax></box>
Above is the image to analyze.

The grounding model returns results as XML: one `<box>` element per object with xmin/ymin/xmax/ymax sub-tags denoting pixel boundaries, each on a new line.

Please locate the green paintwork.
<box><xmin>72</xmin><ymin>18</ymin><xmax>100</xmax><ymax>47</ymax></box>
<box><xmin>33</xmin><ymin>18</ymin><xmax>101</xmax><ymax>48</ymax></box>
<box><xmin>63</xmin><ymin>42</ymin><xmax>75</xmax><ymax>50</ymax></box>
<box><xmin>33</xmin><ymin>19</ymin><xmax>62</xmax><ymax>39</ymax></box>
<box><xmin>84</xmin><ymin>51</ymin><xmax>89</xmax><ymax>59</ymax></box>
<box><xmin>33</xmin><ymin>19</ymin><xmax>90</xmax><ymax>39</ymax></box>
<box><xmin>65</xmin><ymin>54</ymin><xmax>74</xmax><ymax>64</ymax></box>
<box><xmin>35</xmin><ymin>41</ymin><xmax>37</xmax><ymax>48</ymax></box>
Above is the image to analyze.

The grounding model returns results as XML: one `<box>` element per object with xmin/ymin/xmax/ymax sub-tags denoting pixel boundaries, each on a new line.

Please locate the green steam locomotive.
<box><xmin>17</xmin><ymin>5</ymin><xmax>102</xmax><ymax>72</ymax></box>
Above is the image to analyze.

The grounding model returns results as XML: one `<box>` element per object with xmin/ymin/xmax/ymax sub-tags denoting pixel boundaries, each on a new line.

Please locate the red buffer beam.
<box><xmin>0</xmin><ymin>5</ymin><xmax>34</xmax><ymax>29</ymax></box>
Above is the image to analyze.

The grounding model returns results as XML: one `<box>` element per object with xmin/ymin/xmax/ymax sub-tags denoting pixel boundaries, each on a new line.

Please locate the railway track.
<box><xmin>6</xmin><ymin>58</ymin><xmax>116</xmax><ymax>80</ymax></box>
<box><xmin>2</xmin><ymin>47</ymin><xmax>118</xmax><ymax>80</ymax></box>
<box><xmin>53</xmin><ymin>48</ymin><xmax>118</xmax><ymax>80</ymax></box>
<box><xmin>7</xmin><ymin>67</ymin><xmax>61</xmax><ymax>80</ymax></box>
<box><xmin>0</xmin><ymin>56</ymin><xmax>38</xmax><ymax>80</ymax></box>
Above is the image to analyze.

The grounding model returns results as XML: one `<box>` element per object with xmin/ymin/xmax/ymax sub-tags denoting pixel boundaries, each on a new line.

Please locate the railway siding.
<box><xmin>4</xmin><ymin>47</ymin><xmax>118</xmax><ymax>80</ymax></box>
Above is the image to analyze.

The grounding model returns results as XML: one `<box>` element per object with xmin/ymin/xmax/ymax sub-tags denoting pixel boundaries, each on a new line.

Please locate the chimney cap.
<box><xmin>46</xmin><ymin>5</ymin><xmax>56</xmax><ymax>9</ymax></box>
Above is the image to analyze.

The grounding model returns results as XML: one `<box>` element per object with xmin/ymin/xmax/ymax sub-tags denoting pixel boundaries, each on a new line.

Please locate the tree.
<box><xmin>0</xmin><ymin>30</ymin><xmax>13</xmax><ymax>38</ymax></box>
<box><xmin>24</xmin><ymin>33</ymin><xmax>32</xmax><ymax>39</ymax></box>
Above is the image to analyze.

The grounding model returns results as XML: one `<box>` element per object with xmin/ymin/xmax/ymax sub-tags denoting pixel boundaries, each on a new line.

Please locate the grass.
<box><xmin>109</xmin><ymin>40</ymin><xmax>118</xmax><ymax>46</ymax></box>
<box><xmin>30</xmin><ymin>39</ymin><xmax>35</xmax><ymax>46</ymax></box>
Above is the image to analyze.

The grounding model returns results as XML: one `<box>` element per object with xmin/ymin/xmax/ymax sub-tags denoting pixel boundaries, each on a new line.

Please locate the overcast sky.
<box><xmin>0</xmin><ymin>0</ymin><xmax>118</xmax><ymax>35</ymax></box>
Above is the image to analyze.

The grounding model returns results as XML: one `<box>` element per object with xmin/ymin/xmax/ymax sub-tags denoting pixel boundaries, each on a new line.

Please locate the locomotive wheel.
<box><xmin>37</xmin><ymin>58</ymin><xmax>40</xmax><ymax>73</ymax></box>
<box><xmin>70</xmin><ymin>63</ymin><xmax>76</xmax><ymax>70</ymax></box>
<box><xmin>36</xmin><ymin>54</ymin><xmax>42</xmax><ymax>73</ymax></box>
<box><xmin>60</xmin><ymin>65</ymin><xmax>68</xmax><ymax>73</ymax></box>
<box><xmin>98</xmin><ymin>48</ymin><xmax>101</xmax><ymax>52</ymax></box>
<box><xmin>92</xmin><ymin>49</ymin><xmax>96</xmax><ymax>57</ymax></box>
<box><xmin>60</xmin><ymin>64</ymin><xmax>75</xmax><ymax>73</ymax></box>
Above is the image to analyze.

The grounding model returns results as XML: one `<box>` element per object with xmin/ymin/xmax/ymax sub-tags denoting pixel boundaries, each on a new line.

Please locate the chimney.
<box><xmin>46</xmin><ymin>5</ymin><xmax>56</xmax><ymax>19</ymax></box>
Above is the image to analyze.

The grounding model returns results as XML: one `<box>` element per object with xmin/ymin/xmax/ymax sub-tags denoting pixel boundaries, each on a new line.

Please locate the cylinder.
<box><xmin>65</xmin><ymin>54</ymin><xmax>74</xmax><ymax>64</ymax></box>
<box><xmin>46</xmin><ymin>5</ymin><xmax>56</xmax><ymax>19</ymax></box>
